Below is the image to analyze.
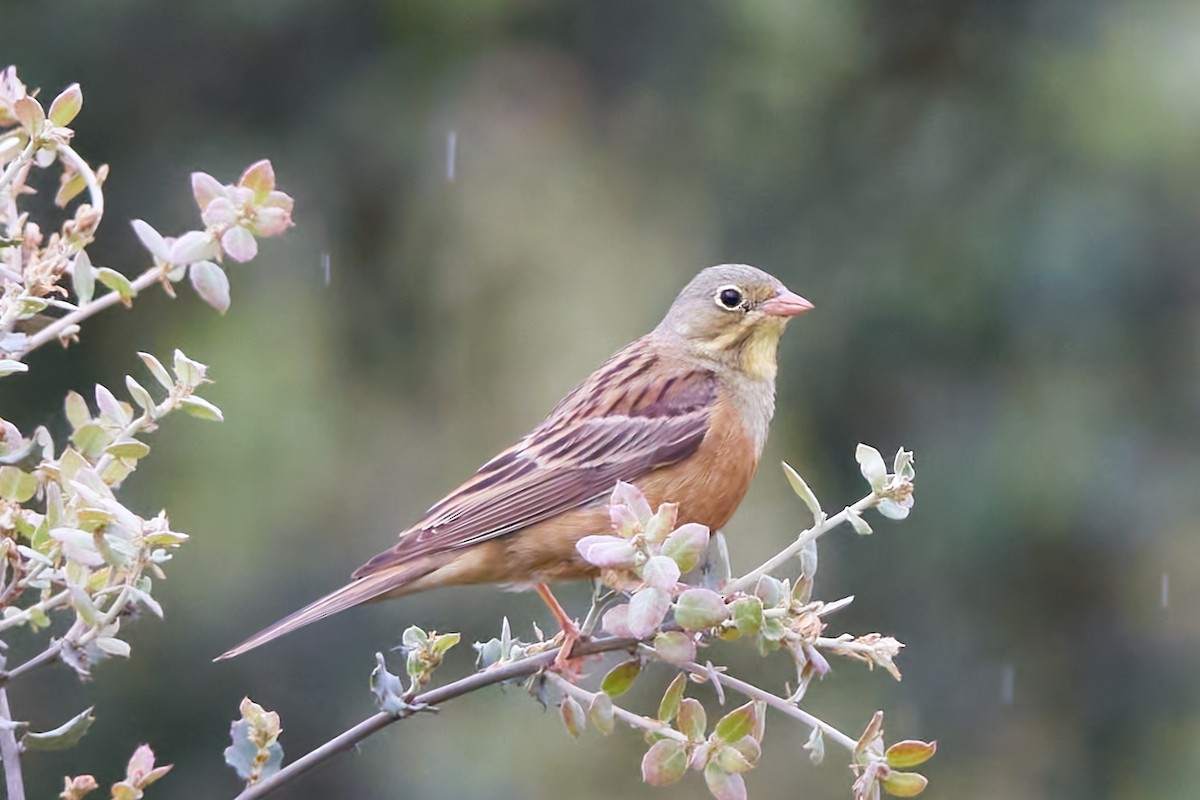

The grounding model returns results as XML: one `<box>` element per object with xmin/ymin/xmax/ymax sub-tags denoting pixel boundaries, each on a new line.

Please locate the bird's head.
<box><xmin>656</xmin><ymin>264</ymin><xmax>813</xmax><ymax>380</ymax></box>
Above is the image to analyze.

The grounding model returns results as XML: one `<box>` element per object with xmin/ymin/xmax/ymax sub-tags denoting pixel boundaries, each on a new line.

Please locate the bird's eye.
<box><xmin>716</xmin><ymin>286</ymin><xmax>744</xmax><ymax>310</ymax></box>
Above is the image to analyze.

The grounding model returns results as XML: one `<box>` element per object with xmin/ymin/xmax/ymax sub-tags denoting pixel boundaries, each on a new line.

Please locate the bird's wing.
<box><xmin>353</xmin><ymin>342</ymin><xmax>716</xmax><ymax>577</ymax></box>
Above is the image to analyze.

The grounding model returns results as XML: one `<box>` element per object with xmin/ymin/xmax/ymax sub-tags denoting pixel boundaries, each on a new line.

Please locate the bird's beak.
<box><xmin>759</xmin><ymin>288</ymin><xmax>814</xmax><ymax>318</ymax></box>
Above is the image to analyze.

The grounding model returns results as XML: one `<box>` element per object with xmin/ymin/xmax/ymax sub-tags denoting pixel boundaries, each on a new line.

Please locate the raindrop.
<box><xmin>1161</xmin><ymin>572</ymin><xmax>1169</xmax><ymax>610</ymax></box>
<box><xmin>320</xmin><ymin>252</ymin><xmax>331</xmax><ymax>286</ymax></box>
<box><xmin>446</xmin><ymin>130</ymin><xmax>457</xmax><ymax>182</ymax></box>
<box><xmin>1000</xmin><ymin>664</ymin><xmax>1014</xmax><ymax>705</ymax></box>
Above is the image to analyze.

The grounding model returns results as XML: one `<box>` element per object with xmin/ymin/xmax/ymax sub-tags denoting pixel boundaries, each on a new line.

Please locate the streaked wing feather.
<box><xmin>353</xmin><ymin>343</ymin><xmax>716</xmax><ymax>577</ymax></box>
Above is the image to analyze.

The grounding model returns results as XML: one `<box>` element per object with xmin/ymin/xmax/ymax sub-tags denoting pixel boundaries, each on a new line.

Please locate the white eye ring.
<box><xmin>714</xmin><ymin>285</ymin><xmax>745</xmax><ymax>310</ymax></box>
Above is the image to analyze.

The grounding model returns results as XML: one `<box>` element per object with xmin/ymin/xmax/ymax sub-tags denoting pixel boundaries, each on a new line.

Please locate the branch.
<box><xmin>17</xmin><ymin>266</ymin><xmax>162</xmax><ymax>358</ymax></box>
<box><xmin>0</xmin><ymin>687</ymin><xmax>25</xmax><ymax>800</ymax></box>
<box><xmin>545</xmin><ymin>672</ymin><xmax>687</xmax><ymax>742</ymax></box>
<box><xmin>0</xmin><ymin>642</ymin><xmax>61</xmax><ymax>687</ymax></box>
<box><xmin>634</xmin><ymin>646</ymin><xmax>859</xmax><ymax>753</ymax></box>
<box><xmin>723</xmin><ymin>491</ymin><xmax>877</xmax><ymax>595</ymax></box>
<box><xmin>231</xmin><ymin>635</ymin><xmax>640</xmax><ymax>800</ymax></box>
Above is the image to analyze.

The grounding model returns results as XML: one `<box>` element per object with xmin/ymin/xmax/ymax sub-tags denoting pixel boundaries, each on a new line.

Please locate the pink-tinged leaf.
<box><xmin>170</xmin><ymin>231</ymin><xmax>216</xmax><ymax>266</ymax></box>
<box><xmin>653</xmin><ymin>631</ymin><xmax>696</xmax><ymax>665</ymax></box>
<box><xmin>250</xmin><ymin>206</ymin><xmax>293</xmax><ymax>237</ymax></box>
<box><xmin>238</xmin><ymin>159</ymin><xmax>275</xmax><ymax>200</ymax></box>
<box><xmin>601</xmin><ymin>604</ymin><xmax>632</xmax><ymax>637</ymax></box>
<box><xmin>644</xmin><ymin>502</ymin><xmax>678</xmax><ymax>543</ymax></box>
<box><xmin>642</xmin><ymin>554</ymin><xmax>681</xmax><ymax>591</ymax></box>
<box><xmin>885</xmin><ymin>740</ymin><xmax>937</xmax><ymax>769</ymax></box>
<box><xmin>674</xmin><ymin>588</ymin><xmax>730</xmax><ymax>631</ymax></box>
<box><xmin>95</xmin><ymin>384</ymin><xmax>128</xmax><ymax>425</ymax></box>
<box><xmin>704</xmin><ymin>762</ymin><xmax>747</xmax><ymax>800</ymax></box>
<box><xmin>125</xmin><ymin>744</ymin><xmax>156</xmax><ymax>784</ymax></box>
<box><xmin>189</xmin><ymin>261</ymin><xmax>231</xmax><ymax>314</ymax></box>
<box><xmin>130</xmin><ymin>220</ymin><xmax>170</xmax><ymax>262</ymax></box>
<box><xmin>662</xmin><ymin>523</ymin><xmax>710</xmax><ymax>573</ymax></box>
<box><xmin>609</xmin><ymin>503</ymin><xmax>641</xmax><ymax>538</ymax></box>
<box><xmin>221</xmin><ymin>225</ymin><xmax>257</xmax><ymax>262</ymax></box>
<box><xmin>881</xmin><ymin>770</ymin><xmax>928</xmax><ymax>797</ymax></box>
<box><xmin>610</xmin><ymin>480</ymin><xmax>652</xmax><ymax>523</ymax></box>
<box><xmin>678</xmin><ymin>697</ymin><xmax>706</xmax><ymax>740</ymax></box>
<box><xmin>641</xmin><ymin>740</ymin><xmax>687</xmax><ymax>786</ymax></box>
<box><xmin>48</xmin><ymin>84</ymin><xmax>82</xmax><ymax>127</ymax></box>
<box><xmin>626</xmin><ymin>587</ymin><xmax>671</xmax><ymax>638</ymax></box>
<box><xmin>559</xmin><ymin>696</ymin><xmax>585</xmax><ymax>739</ymax></box>
<box><xmin>191</xmin><ymin>171</ymin><xmax>226</xmax><ymax>211</ymax></box>
<box><xmin>263</xmin><ymin>189</ymin><xmax>294</xmax><ymax>212</ymax></box>
<box><xmin>201</xmin><ymin>196</ymin><xmax>238</xmax><ymax>227</ymax></box>
<box><xmin>576</xmin><ymin>535</ymin><xmax>637</xmax><ymax>568</ymax></box>
<box><xmin>13</xmin><ymin>96</ymin><xmax>44</xmax><ymax>135</ymax></box>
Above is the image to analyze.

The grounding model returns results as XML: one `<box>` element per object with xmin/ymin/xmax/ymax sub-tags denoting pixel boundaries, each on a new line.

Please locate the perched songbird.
<box><xmin>217</xmin><ymin>264</ymin><xmax>812</xmax><ymax>661</ymax></box>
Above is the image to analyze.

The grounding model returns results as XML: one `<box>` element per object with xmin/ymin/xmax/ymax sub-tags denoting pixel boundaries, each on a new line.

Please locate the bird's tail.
<box><xmin>214</xmin><ymin>561</ymin><xmax>434</xmax><ymax>661</ymax></box>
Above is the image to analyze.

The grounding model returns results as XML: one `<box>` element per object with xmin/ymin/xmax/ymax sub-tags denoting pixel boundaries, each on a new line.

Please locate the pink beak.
<box><xmin>759</xmin><ymin>288</ymin><xmax>814</xmax><ymax>318</ymax></box>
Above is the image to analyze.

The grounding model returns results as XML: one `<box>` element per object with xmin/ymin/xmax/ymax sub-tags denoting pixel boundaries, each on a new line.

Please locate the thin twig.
<box><xmin>232</xmin><ymin>635</ymin><xmax>639</xmax><ymax>800</ymax></box>
<box><xmin>56</xmin><ymin>143</ymin><xmax>105</xmax><ymax>221</ymax></box>
<box><xmin>545</xmin><ymin>672</ymin><xmax>688</xmax><ymax>742</ymax></box>
<box><xmin>653</xmin><ymin>649</ymin><xmax>859</xmax><ymax>752</ymax></box>
<box><xmin>0</xmin><ymin>642</ymin><xmax>62</xmax><ymax>687</ymax></box>
<box><xmin>723</xmin><ymin>492</ymin><xmax>877</xmax><ymax>595</ymax></box>
<box><xmin>0</xmin><ymin>687</ymin><xmax>25</xmax><ymax>800</ymax></box>
<box><xmin>17</xmin><ymin>267</ymin><xmax>161</xmax><ymax>357</ymax></box>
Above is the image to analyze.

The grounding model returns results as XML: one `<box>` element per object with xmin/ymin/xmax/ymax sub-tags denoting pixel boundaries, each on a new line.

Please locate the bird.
<box><xmin>217</xmin><ymin>264</ymin><xmax>812</xmax><ymax>661</ymax></box>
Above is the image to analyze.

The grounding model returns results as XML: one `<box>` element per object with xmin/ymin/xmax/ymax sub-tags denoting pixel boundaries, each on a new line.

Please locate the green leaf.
<box><xmin>105</xmin><ymin>440</ymin><xmax>150</xmax><ymax>461</ymax></box>
<box><xmin>601</xmin><ymin>658</ymin><xmax>641</xmax><ymax>698</ymax></box>
<box><xmin>430</xmin><ymin>631</ymin><xmax>460</xmax><ymax>658</ymax></box>
<box><xmin>661</xmin><ymin>523</ymin><xmax>710</xmax><ymax>573</ymax></box>
<box><xmin>0</xmin><ymin>466</ymin><xmax>35</xmax><ymax>502</ymax></box>
<box><xmin>730</xmin><ymin>597</ymin><xmax>763</xmax><ymax>636</ymax></box>
<box><xmin>48</xmin><ymin>83</ymin><xmax>82</xmax><ymax>127</ymax></box>
<box><xmin>677</xmin><ymin>697</ymin><xmax>706</xmax><ymax>740</ymax></box>
<box><xmin>885</xmin><ymin>739</ymin><xmax>937</xmax><ymax>768</ymax></box>
<box><xmin>587</xmin><ymin>692</ymin><xmax>614</xmax><ymax>735</ymax></box>
<box><xmin>70</xmin><ymin>423</ymin><xmax>111</xmax><ymax>458</ymax></box>
<box><xmin>658</xmin><ymin>672</ymin><xmax>687</xmax><ymax>723</ymax></box>
<box><xmin>714</xmin><ymin>702</ymin><xmax>756</xmax><ymax>744</ymax></box>
<box><xmin>22</xmin><ymin>707</ymin><xmax>94</xmax><ymax>751</ymax></box>
<box><xmin>715</xmin><ymin>745</ymin><xmax>754</xmax><ymax>774</ymax></box>
<box><xmin>64</xmin><ymin>390</ymin><xmax>91</xmax><ymax>429</ymax></box>
<box><xmin>782</xmin><ymin>460</ymin><xmax>822</xmax><ymax>521</ymax></box>
<box><xmin>882</xmin><ymin>771</ymin><xmax>929</xmax><ymax>797</ymax></box>
<box><xmin>641</xmin><ymin>739</ymin><xmax>687</xmax><ymax>786</ymax></box>
<box><xmin>180</xmin><ymin>396</ymin><xmax>224</xmax><ymax>422</ymax></box>
<box><xmin>72</xmin><ymin>250</ymin><xmax>95</xmax><ymax>305</ymax></box>
<box><xmin>96</xmin><ymin>267</ymin><xmax>134</xmax><ymax>300</ymax></box>
<box><xmin>673</xmin><ymin>588</ymin><xmax>730</xmax><ymax>631</ymax></box>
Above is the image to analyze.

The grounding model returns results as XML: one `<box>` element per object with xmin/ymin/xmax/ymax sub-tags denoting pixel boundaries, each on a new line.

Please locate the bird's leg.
<box><xmin>535</xmin><ymin>583</ymin><xmax>582</xmax><ymax>672</ymax></box>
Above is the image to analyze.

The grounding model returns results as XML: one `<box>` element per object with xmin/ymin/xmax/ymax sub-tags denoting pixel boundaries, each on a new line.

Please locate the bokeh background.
<box><xmin>3</xmin><ymin>1</ymin><xmax>1200</xmax><ymax>798</ymax></box>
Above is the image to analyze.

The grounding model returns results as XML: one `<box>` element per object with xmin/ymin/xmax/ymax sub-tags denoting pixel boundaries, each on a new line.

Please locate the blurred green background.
<box><xmin>3</xmin><ymin>0</ymin><xmax>1200</xmax><ymax>797</ymax></box>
